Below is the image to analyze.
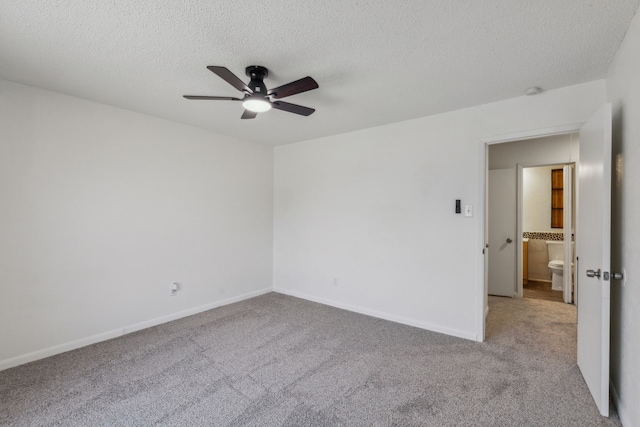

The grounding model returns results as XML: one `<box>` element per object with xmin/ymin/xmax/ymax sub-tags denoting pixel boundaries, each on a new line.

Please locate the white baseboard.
<box><xmin>610</xmin><ymin>378</ymin><xmax>633</xmax><ymax>427</ymax></box>
<box><xmin>0</xmin><ymin>287</ymin><xmax>272</xmax><ymax>372</ymax></box>
<box><xmin>274</xmin><ymin>287</ymin><xmax>477</xmax><ymax>341</ymax></box>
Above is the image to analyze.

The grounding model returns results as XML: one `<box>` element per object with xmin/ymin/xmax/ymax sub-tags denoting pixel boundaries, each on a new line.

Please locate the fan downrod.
<box><xmin>245</xmin><ymin>65</ymin><xmax>268</xmax><ymax>80</ymax></box>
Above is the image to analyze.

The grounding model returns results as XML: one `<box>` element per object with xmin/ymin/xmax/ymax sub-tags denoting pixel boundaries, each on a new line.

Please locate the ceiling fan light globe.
<box><xmin>243</xmin><ymin>98</ymin><xmax>272</xmax><ymax>113</ymax></box>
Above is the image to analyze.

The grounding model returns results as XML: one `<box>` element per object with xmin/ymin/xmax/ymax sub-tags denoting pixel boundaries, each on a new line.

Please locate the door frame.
<box><xmin>477</xmin><ymin>122</ymin><xmax>583</xmax><ymax>341</ymax></box>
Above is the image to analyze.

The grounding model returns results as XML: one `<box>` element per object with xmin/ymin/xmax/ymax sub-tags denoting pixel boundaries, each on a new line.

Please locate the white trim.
<box><xmin>563</xmin><ymin>164</ymin><xmax>573</xmax><ymax>304</ymax></box>
<box><xmin>0</xmin><ymin>329</ymin><xmax>125</xmax><ymax>373</ymax></box>
<box><xmin>480</xmin><ymin>122</ymin><xmax>583</xmax><ymax>144</ymax></box>
<box><xmin>0</xmin><ymin>287</ymin><xmax>272</xmax><ymax>372</ymax></box>
<box><xmin>477</xmin><ymin>142</ymin><xmax>488</xmax><ymax>342</ymax></box>
<box><xmin>610</xmin><ymin>378</ymin><xmax>633</xmax><ymax>427</ymax></box>
<box><xmin>516</xmin><ymin>164</ymin><xmax>524</xmax><ymax>298</ymax></box>
<box><xmin>274</xmin><ymin>287</ymin><xmax>477</xmax><ymax>342</ymax></box>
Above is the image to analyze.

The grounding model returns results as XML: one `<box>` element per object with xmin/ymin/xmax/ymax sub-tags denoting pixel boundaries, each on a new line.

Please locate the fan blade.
<box><xmin>267</xmin><ymin>76</ymin><xmax>318</xmax><ymax>99</ymax></box>
<box><xmin>271</xmin><ymin>101</ymin><xmax>315</xmax><ymax>116</ymax></box>
<box><xmin>183</xmin><ymin>95</ymin><xmax>242</xmax><ymax>100</ymax></box>
<box><xmin>241</xmin><ymin>110</ymin><xmax>258</xmax><ymax>119</ymax></box>
<box><xmin>207</xmin><ymin>66</ymin><xmax>252</xmax><ymax>93</ymax></box>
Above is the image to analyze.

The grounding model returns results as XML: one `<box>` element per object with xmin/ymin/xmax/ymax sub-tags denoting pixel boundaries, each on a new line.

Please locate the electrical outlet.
<box><xmin>333</xmin><ymin>277</ymin><xmax>339</xmax><ymax>286</ymax></box>
<box><xmin>170</xmin><ymin>282</ymin><xmax>179</xmax><ymax>296</ymax></box>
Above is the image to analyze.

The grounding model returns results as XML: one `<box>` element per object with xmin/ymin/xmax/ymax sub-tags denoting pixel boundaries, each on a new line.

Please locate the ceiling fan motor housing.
<box><xmin>246</xmin><ymin>66</ymin><xmax>269</xmax><ymax>96</ymax></box>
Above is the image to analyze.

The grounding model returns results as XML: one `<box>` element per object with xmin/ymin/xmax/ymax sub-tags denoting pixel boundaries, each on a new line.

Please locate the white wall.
<box><xmin>606</xmin><ymin>7</ymin><xmax>640</xmax><ymax>426</ymax></box>
<box><xmin>0</xmin><ymin>80</ymin><xmax>273</xmax><ymax>368</ymax></box>
<box><xmin>488</xmin><ymin>133</ymin><xmax>577</xmax><ymax>170</ymax></box>
<box><xmin>274</xmin><ymin>80</ymin><xmax>605</xmax><ymax>341</ymax></box>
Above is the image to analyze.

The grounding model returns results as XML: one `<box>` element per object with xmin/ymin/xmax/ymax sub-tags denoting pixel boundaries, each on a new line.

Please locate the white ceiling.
<box><xmin>1</xmin><ymin>1</ymin><xmax>638</xmax><ymax>146</ymax></box>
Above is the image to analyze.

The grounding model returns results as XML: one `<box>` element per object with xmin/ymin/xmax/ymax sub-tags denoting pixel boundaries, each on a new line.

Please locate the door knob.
<box><xmin>586</xmin><ymin>269</ymin><xmax>601</xmax><ymax>278</ymax></box>
<box><xmin>506</xmin><ymin>238</ymin><xmax>513</xmax><ymax>244</ymax></box>
<box><xmin>586</xmin><ymin>270</ymin><xmax>624</xmax><ymax>281</ymax></box>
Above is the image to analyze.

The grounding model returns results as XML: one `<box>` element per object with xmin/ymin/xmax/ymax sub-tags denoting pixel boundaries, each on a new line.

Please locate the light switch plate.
<box><xmin>464</xmin><ymin>205</ymin><xmax>473</xmax><ymax>217</ymax></box>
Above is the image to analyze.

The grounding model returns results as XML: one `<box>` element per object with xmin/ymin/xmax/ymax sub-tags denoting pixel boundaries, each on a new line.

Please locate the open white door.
<box><xmin>488</xmin><ymin>168</ymin><xmax>516</xmax><ymax>297</ymax></box>
<box><xmin>576</xmin><ymin>103</ymin><xmax>612</xmax><ymax>417</ymax></box>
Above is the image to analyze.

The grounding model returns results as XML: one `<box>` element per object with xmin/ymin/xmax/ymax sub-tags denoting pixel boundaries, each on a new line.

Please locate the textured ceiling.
<box><xmin>1</xmin><ymin>1</ymin><xmax>639</xmax><ymax>146</ymax></box>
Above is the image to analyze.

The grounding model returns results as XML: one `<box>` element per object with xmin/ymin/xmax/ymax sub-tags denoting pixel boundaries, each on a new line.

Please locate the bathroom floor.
<box><xmin>523</xmin><ymin>280</ymin><xmax>572</xmax><ymax>303</ymax></box>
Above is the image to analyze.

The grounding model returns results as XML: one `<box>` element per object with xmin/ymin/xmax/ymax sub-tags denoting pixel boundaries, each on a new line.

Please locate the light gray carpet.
<box><xmin>0</xmin><ymin>293</ymin><xmax>621</xmax><ymax>426</ymax></box>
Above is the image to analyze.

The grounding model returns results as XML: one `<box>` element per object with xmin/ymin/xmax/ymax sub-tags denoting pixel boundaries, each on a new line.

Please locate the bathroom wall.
<box><xmin>523</xmin><ymin>165</ymin><xmax>559</xmax><ymax>232</ymax></box>
<box><xmin>526</xmin><ymin>239</ymin><xmax>552</xmax><ymax>282</ymax></box>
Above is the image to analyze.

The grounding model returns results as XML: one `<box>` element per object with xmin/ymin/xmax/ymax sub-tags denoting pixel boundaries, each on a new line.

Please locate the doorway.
<box><xmin>480</xmin><ymin>105</ymin><xmax>613</xmax><ymax>417</ymax></box>
<box><xmin>486</xmin><ymin>132</ymin><xmax>579</xmax><ymax>304</ymax></box>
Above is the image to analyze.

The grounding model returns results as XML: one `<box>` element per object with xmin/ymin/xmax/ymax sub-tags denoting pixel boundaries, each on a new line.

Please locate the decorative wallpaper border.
<box><xmin>523</xmin><ymin>231</ymin><xmax>573</xmax><ymax>241</ymax></box>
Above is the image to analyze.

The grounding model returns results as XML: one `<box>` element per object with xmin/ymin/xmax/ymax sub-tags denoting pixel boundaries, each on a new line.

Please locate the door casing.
<box><xmin>478</xmin><ymin>122</ymin><xmax>583</xmax><ymax>341</ymax></box>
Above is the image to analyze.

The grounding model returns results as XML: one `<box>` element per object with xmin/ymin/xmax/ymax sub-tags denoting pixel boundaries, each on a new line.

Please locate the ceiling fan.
<box><xmin>184</xmin><ymin>66</ymin><xmax>319</xmax><ymax>119</ymax></box>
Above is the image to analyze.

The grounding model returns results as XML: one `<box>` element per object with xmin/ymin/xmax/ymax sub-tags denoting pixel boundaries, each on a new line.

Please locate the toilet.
<box><xmin>546</xmin><ymin>241</ymin><xmax>574</xmax><ymax>291</ymax></box>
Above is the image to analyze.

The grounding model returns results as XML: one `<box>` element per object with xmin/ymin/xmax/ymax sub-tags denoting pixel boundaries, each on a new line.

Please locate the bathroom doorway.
<box><xmin>521</xmin><ymin>164</ymin><xmax>575</xmax><ymax>304</ymax></box>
